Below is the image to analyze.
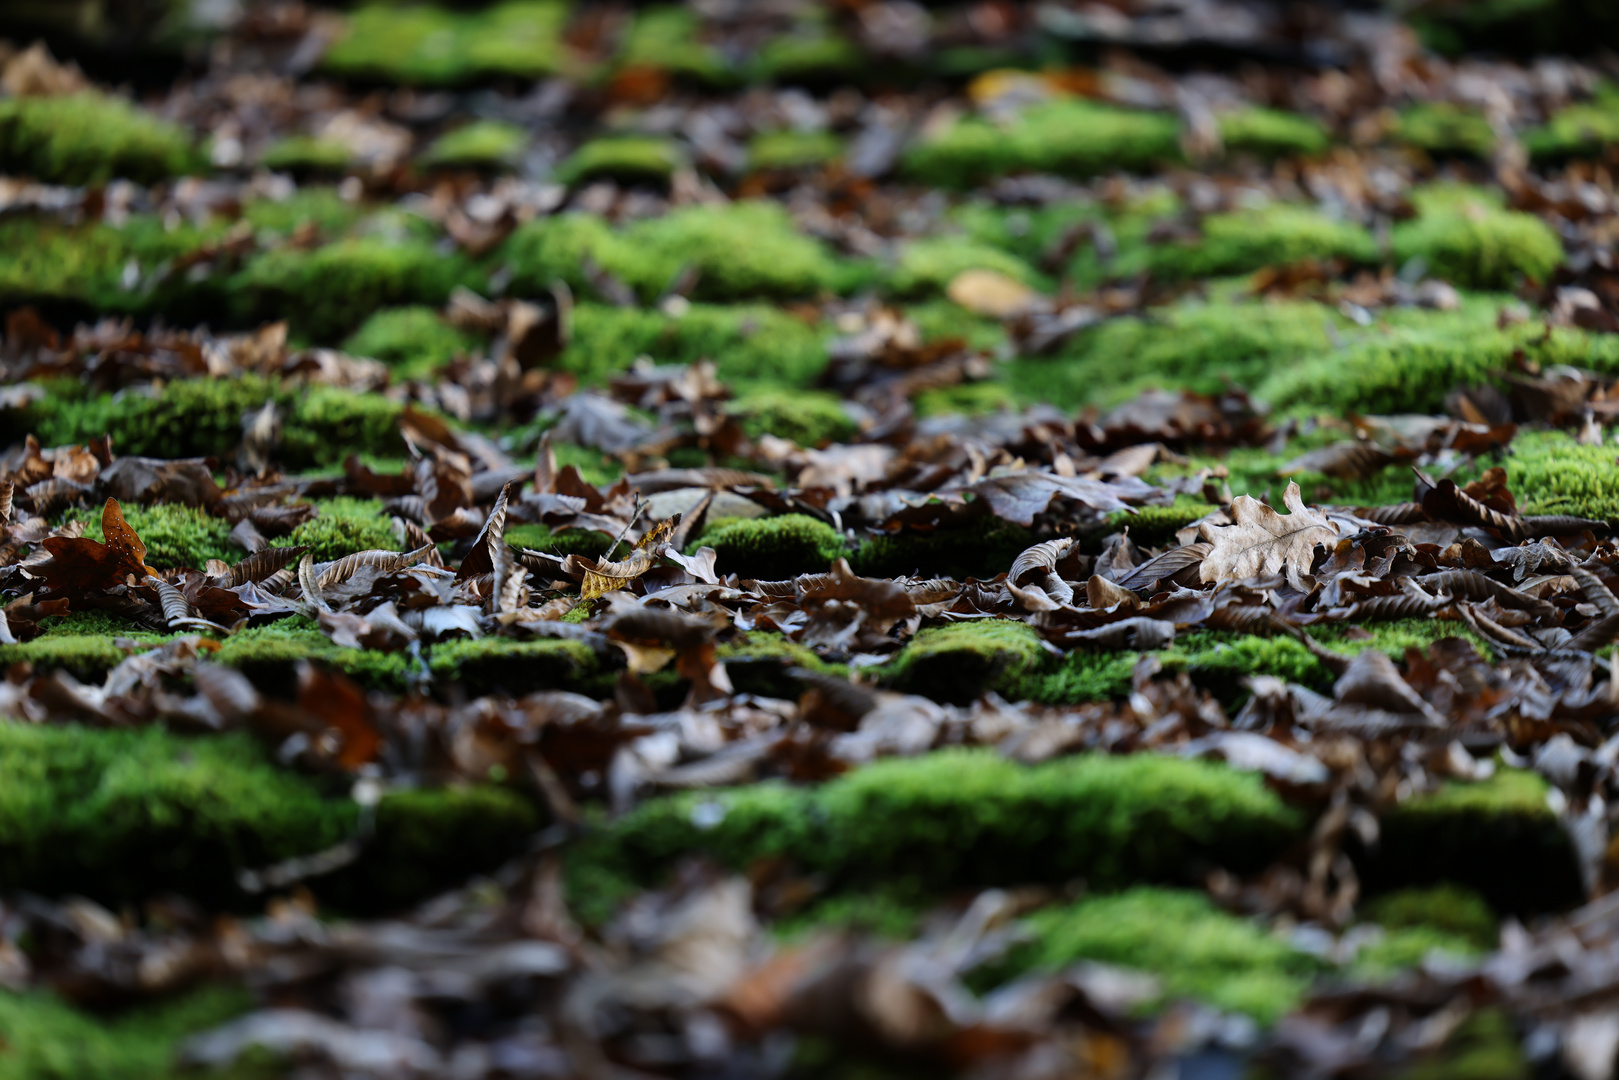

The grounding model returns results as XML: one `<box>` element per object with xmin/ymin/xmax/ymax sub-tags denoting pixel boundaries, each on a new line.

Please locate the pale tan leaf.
<box><xmin>1198</xmin><ymin>481</ymin><xmax>1338</xmax><ymax>584</ymax></box>
<box><xmin>946</xmin><ymin>269</ymin><xmax>1037</xmax><ymax>318</ymax></box>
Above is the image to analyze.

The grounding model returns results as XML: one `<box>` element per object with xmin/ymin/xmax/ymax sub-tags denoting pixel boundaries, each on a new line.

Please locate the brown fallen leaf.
<box><xmin>1199</xmin><ymin>481</ymin><xmax>1338</xmax><ymax>584</ymax></box>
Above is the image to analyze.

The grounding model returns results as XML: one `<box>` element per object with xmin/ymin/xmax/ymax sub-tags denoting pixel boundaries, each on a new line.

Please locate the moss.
<box><xmin>1392</xmin><ymin>193</ymin><xmax>1562</xmax><ymax>288</ymax></box>
<box><xmin>1361</xmin><ymin>770</ymin><xmax>1583</xmax><ymax>916</ymax></box>
<box><xmin>322</xmin><ymin>0</ymin><xmax>571</xmax><ymax>85</ymax></box>
<box><xmin>753</xmin><ymin>30</ymin><xmax>864</xmax><ymax>84</ymax></box>
<box><xmin>771</xmin><ymin>888</ymin><xmax>928</xmax><ymax>942</ymax></box>
<box><xmin>212</xmin><ymin>617</ymin><xmax>411</xmax><ymax>693</ymax></box>
<box><xmin>1218</xmin><ymin>107</ymin><xmax>1331</xmax><ymax>158</ymax></box>
<box><xmin>618</xmin><ymin>5</ymin><xmax>733</xmax><ymax>87</ymax></box>
<box><xmin>1148</xmin><ymin>206</ymin><xmax>1379</xmax><ymax>280</ymax></box>
<box><xmin>1104</xmin><ymin>496</ymin><xmax>1217</xmax><ymax>547</ymax></box>
<box><xmin>505</xmin><ymin>523</ymin><xmax>614</xmax><ymax>560</ymax></box>
<box><xmin>913</xmin><ymin>381</ymin><xmax>1018</xmax><ymax>418</ymax></box>
<box><xmin>233</xmin><ymin>236</ymin><xmax>470</xmax><ymax>340</ymax></box>
<box><xmin>1394</xmin><ymin>1009</ymin><xmax>1529</xmax><ymax>1080</ymax></box>
<box><xmin>561</xmin><ymin>302</ymin><xmax>828</xmax><ymax>387</ymax></box>
<box><xmin>717</xmin><ymin>631</ymin><xmax>849</xmax><ymax>698</ymax></box>
<box><xmin>1526</xmin><ymin>90</ymin><xmax>1619</xmax><ymax>162</ymax></box>
<box><xmin>0</xmin><ymin>91</ymin><xmax>198</xmax><ymax>186</ymax></box>
<box><xmin>729</xmin><ymin>389</ymin><xmax>854</xmax><ymax>446</ymax></box>
<box><xmin>981</xmin><ymin>888</ymin><xmax>1316</xmax><ymax>1022</ymax></box>
<box><xmin>902</xmin><ymin>100</ymin><xmax>1183</xmax><ymax>187</ymax></box>
<box><xmin>849</xmin><ymin>517</ymin><xmax>1031</xmax><ymax>581</ymax></box>
<box><xmin>80</xmin><ymin>502</ymin><xmax>235</xmax><ymax>570</ymax></box>
<box><xmin>259</xmin><ymin>134</ymin><xmax>355</xmax><ymax>175</ymax></box>
<box><xmin>554</xmin><ymin>135</ymin><xmax>683</xmax><ymax>186</ymax></box>
<box><xmin>0</xmin><ymin>212</ymin><xmax>222</xmax><ymax>315</ymax></box>
<box><xmin>285</xmin><ymin>497</ymin><xmax>400</xmax><ymax>561</ymax></box>
<box><xmin>1008</xmin><ymin>296</ymin><xmax>1344</xmax><ymax>409</ymax></box>
<box><xmin>343</xmin><ymin>305</ymin><xmax>483</xmax><ymax>371</ymax></box>
<box><xmin>1504</xmin><ymin>429</ymin><xmax>1619</xmax><ymax>518</ymax></box>
<box><xmin>888</xmin><ymin>237</ymin><xmax>1043</xmax><ymax>297</ymax></box>
<box><xmin>582</xmin><ymin>750</ymin><xmax>1304</xmax><ymax>908</ymax></box>
<box><xmin>692</xmin><ymin>514</ymin><xmax>847</xmax><ymax>580</ymax></box>
<box><xmin>904</xmin><ymin>298</ymin><xmax>1007</xmax><ymax>351</ymax></box>
<box><xmin>748</xmin><ymin>129</ymin><xmax>844</xmax><ymax>171</ymax></box>
<box><xmin>428</xmin><ymin>636</ymin><xmax>609</xmax><ymax>697</ymax></box>
<box><xmin>1350</xmin><ymin>926</ymin><xmax>1485</xmax><ymax>981</ymax></box>
<box><xmin>1362</xmin><ymin>884</ymin><xmax>1499</xmax><ymax>950</ymax></box>
<box><xmin>240</xmin><ymin>187</ymin><xmax>366</xmax><ymax>238</ymax></box>
<box><xmin>0</xmin><ymin>634</ymin><xmax>152</xmax><ymax>685</ymax></box>
<box><xmin>881</xmin><ymin>620</ymin><xmax>1050</xmax><ymax>705</ymax></box>
<box><xmin>503</xmin><ymin>203</ymin><xmax>847</xmax><ymax>304</ymax></box>
<box><xmin>419</xmin><ymin>119</ymin><xmax>527</xmax><ymax>171</ymax></box>
<box><xmin>1395</xmin><ymin>103</ymin><xmax>1496</xmax><ymax>158</ymax></box>
<box><xmin>0</xmin><ymin>985</ymin><xmax>261</xmax><ymax>1080</ymax></box>
<box><xmin>1257</xmin><ymin>299</ymin><xmax>1619</xmax><ymax>416</ymax></box>
<box><xmin>323</xmin><ymin>784</ymin><xmax>541</xmax><ymax>912</ymax></box>
<box><xmin>1409</xmin><ymin>0</ymin><xmax>1619</xmax><ymax>59</ymax></box>
<box><xmin>0</xmin><ymin>722</ymin><xmax>353</xmax><ymax>907</ymax></box>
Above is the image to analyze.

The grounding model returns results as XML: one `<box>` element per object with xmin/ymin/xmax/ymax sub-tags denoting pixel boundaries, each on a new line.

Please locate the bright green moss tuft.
<box><xmin>419</xmin><ymin>120</ymin><xmax>527</xmax><ymax>171</ymax></box>
<box><xmin>753</xmin><ymin>30</ymin><xmax>864</xmax><ymax>83</ymax></box>
<box><xmin>849</xmin><ymin>517</ymin><xmax>1031</xmax><ymax>581</ymax></box>
<box><xmin>748</xmin><ymin>129</ymin><xmax>844</xmax><ymax>171</ymax></box>
<box><xmin>903</xmin><ymin>99</ymin><xmax>1183</xmax><ymax>187</ymax></box>
<box><xmin>913</xmin><ymin>381</ymin><xmax>1018</xmax><ymax>418</ymax></box>
<box><xmin>1351</xmin><ymin>926</ymin><xmax>1485</xmax><ymax>981</ymax></box>
<box><xmin>343</xmin><ymin>305</ymin><xmax>483</xmax><ymax>372</ymax></box>
<box><xmin>1527</xmin><ymin>90</ymin><xmax>1619</xmax><ymax>162</ymax></box>
<box><xmin>260</xmin><ymin>134</ymin><xmax>355</xmax><ymax>174</ymax></box>
<box><xmin>983</xmin><ymin>888</ymin><xmax>1317</xmax><ymax>1022</ymax></box>
<box><xmin>583</xmin><ymin>751</ymin><xmax>1304</xmax><ymax>908</ymax></box>
<box><xmin>0</xmin><ymin>212</ymin><xmax>223</xmax><ymax>314</ymax></box>
<box><xmin>717</xmin><ymin>631</ymin><xmax>849</xmax><ymax>698</ymax></box>
<box><xmin>0</xmin><ymin>985</ymin><xmax>259</xmax><ymax>1080</ymax></box>
<box><xmin>1149</xmin><ymin>205</ymin><xmax>1379</xmax><ymax>280</ymax></box>
<box><xmin>212</xmin><ymin>617</ymin><xmax>411</xmax><ymax>692</ymax></box>
<box><xmin>0</xmin><ymin>92</ymin><xmax>198</xmax><ymax>186</ymax></box>
<box><xmin>285</xmin><ymin>497</ymin><xmax>400</xmax><ymax>561</ymax></box>
<box><xmin>86</xmin><ymin>502</ymin><xmax>235</xmax><ymax>570</ymax></box>
<box><xmin>1395</xmin><ymin>103</ymin><xmax>1496</xmax><ymax>158</ymax></box>
<box><xmin>504</xmin><ymin>203</ymin><xmax>847</xmax><ymax>304</ymax></box>
<box><xmin>692</xmin><ymin>514</ymin><xmax>847</xmax><ymax>580</ymax></box>
<box><xmin>881</xmin><ymin>620</ymin><xmax>1050</xmax><ymax>704</ymax></box>
<box><xmin>1505</xmin><ymin>430</ymin><xmax>1619</xmax><ymax>518</ymax></box>
<box><xmin>428</xmin><ymin>636</ymin><xmax>608</xmax><ymax>697</ymax></box>
<box><xmin>322</xmin><ymin>0</ymin><xmax>571</xmax><ymax>84</ymax></box>
<box><xmin>241</xmin><ymin>187</ymin><xmax>366</xmax><ymax>237</ymax></box>
<box><xmin>1218</xmin><ymin>107</ymin><xmax>1331</xmax><ymax>158</ymax></box>
<box><xmin>233</xmin><ymin>236</ymin><xmax>470</xmax><ymax>340</ymax></box>
<box><xmin>1392</xmin><ymin>194</ymin><xmax>1562</xmax><ymax>288</ymax></box>
<box><xmin>555</xmin><ymin>135</ymin><xmax>683</xmax><ymax>186</ymax></box>
<box><xmin>729</xmin><ymin>389</ymin><xmax>855</xmax><ymax>446</ymax></box>
<box><xmin>561</xmin><ymin>302</ymin><xmax>828</xmax><ymax>387</ymax></box>
<box><xmin>888</xmin><ymin>236</ymin><xmax>1044</xmax><ymax>297</ymax></box>
<box><xmin>1363</xmin><ymin>884</ymin><xmax>1499</xmax><ymax>950</ymax></box>
<box><xmin>618</xmin><ymin>6</ymin><xmax>733</xmax><ymax>86</ymax></box>
<box><xmin>1105</xmin><ymin>496</ymin><xmax>1218</xmax><ymax>547</ymax></box>
<box><xmin>0</xmin><ymin>634</ymin><xmax>151</xmax><ymax>684</ymax></box>
<box><xmin>505</xmin><ymin>523</ymin><xmax>614</xmax><ymax>560</ymax></box>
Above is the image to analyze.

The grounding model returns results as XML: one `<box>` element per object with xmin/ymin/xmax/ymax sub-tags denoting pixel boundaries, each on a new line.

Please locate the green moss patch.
<box><xmin>428</xmin><ymin>636</ymin><xmax>609</xmax><ymax>697</ymax></box>
<box><xmin>562</xmin><ymin>302</ymin><xmax>827</xmax><ymax>387</ymax></box>
<box><xmin>1392</xmin><ymin>190</ymin><xmax>1562</xmax><ymax>289</ymax></box>
<box><xmin>748</xmin><ymin>129</ymin><xmax>843</xmax><ymax>171</ymax></box>
<box><xmin>1527</xmin><ymin>90</ymin><xmax>1619</xmax><ymax>162</ymax></box>
<box><xmin>1395</xmin><ymin>103</ymin><xmax>1496</xmax><ymax>158</ymax></box>
<box><xmin>344</xmin><ymin>306</ymin><xmax>483</xmax><ymax>372</ymax></box>
<box><xmin>1362</xmin><ymin>884</ymin><xmax>1499</xmax><ymax>951</ymax></box>
<box><xmin>691</xmin><ymin>514</ymin><xmax>847</xmax><ymax>580</ymax></box>
<box><xmin>881</xmin><ymin>620</ymin><xmax>1050</xmax><ymax>705</ymax></box>
<box><xmin>0</xmin><ymin>92</ymin><xmax>198</xmax><ymax>186</ymax></box>
<box><xmin>1505</xmin><ymin>430</ymin><xmax>1619</xmax><ymax>518</ymax></box>
<box><xmin>0</xmin><ymin>213</ymin><xmax>223</xmax><ymax>315</ymax></box>
<box><xmin>213</xmin><ymin>618</ymin><xmax>412</xmax><ymax>693</ymax></box>
<box><xmin>1218</xmin><ymin>107</ymin><xmax>1331</xmax><ymax>158</ymax></box>
<box><xmin>849</xmin><ymin>518</ymin><xmax>1031</xmax><ymax>581</ymax></box>
<box><xmin>1148</xmin><ymin>206</ymin><xmax>1378</xmax><ymax>280</ymax></box>
<box><xmin>322</xmin><ymin>0</ymin><xmax>571</xmax><ymax>85</ymax></box>
<box><xmin>555</xmin><ymin>136</ymin><xmax>683</xmax><ymax>186</ymax></box>
<box><xmin>729</xmin><ymin>389</ymin><xmax>855</xmax><ymax>446</ymax></box>
<box><xmin>419</xmin><ymin>120</ymin><xmax>527</xmax><ymax>171</ymax></box>
<box><xmin>888</xmin><ymin>236</ymin><xmax>1044</xmax><ymax>297</ymax></box>
<box><xmin>980</xmin><ymin>888</ymin><xmax>1317</xmax><ymax>1022</ymax></box>
<box><xmin>618</xmin><ymin>6</ymin><xmax>733</xmax><ymax>86</ymax></box>
<box><xmin>260</xmin><ymin>134</ymin><xmax>355</xmax><ymax>175</ymax></box>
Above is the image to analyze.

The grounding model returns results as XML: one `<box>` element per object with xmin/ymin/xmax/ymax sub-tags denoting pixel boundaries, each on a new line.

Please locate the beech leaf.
<box><xmin>1198</xmin><ymin>482</ymin><xmax>1338</xmax><ymax>584</ymax></box>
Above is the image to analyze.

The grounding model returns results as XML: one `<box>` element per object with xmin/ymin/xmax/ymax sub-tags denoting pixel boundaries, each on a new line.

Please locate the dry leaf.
<box><xmin>1199</xmin><ymin>482</ymin><xmax>1337</xmax><ymax>584</ymax></box>
<box><xmin>946</xmin><ymin>269</ymin><xmax>1038</xmax><ymax>318</ymax></box>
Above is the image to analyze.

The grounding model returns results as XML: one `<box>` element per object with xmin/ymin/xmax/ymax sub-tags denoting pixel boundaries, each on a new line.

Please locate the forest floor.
<box><xmin>4</xmin><ymin>1</ymin><xmax>1619</xmax><ymax>1077</ymax></box>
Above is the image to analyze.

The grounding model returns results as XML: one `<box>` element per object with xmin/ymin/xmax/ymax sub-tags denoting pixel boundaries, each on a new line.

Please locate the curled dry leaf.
<box><xmin>1199</xmin><ymin>482</ymin><xmax>1338</xmax><ymax>585</ymax></box>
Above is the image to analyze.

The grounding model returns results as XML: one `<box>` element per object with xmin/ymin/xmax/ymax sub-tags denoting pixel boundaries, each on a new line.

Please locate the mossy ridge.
<box><xmin>880</xmin><ymin>620</ymin><xmax>1050</xmax><ymax>705</ymax></box>
<box><xmin>0</xmin><ymin>985</ymin><xmax>265</xmax><ymax>1080</ymax></box>
<box><xmin>1526</xmin><ymin>89</ymin><xmax>1619</xmax><ymax>162</ymax></box>
<box><xmin>427</xmin><ymin>636</ymin><xmax>612</xmax><ymax>697</ymax></box>
<box><xmin>1218</xmin><ymin>106</ymin><xmax>1331</xmax><ymax>158</ymax></box>
<box><xmin>1362</xmin><ymin>884</ymin><xmax>1499</xmax><ymax>951</ymax></box>
<box><xmin>1394</xmin><ymin>103</ymin><xmax>1496</xmax><ymax>158</ymax></box>
<box><xmin>232</xmin><ymin>235</ymin><xmax>472</xmax><ymax>341</ymax></box>
<box><xmin>691</xmin><ymin>514</ymin><xmax>847</xmax><ymax>580</ymax></box>
<box><xmin>17</xmin><ymin>376</ymin><xmax>406</xmax><ymax>469</ymax></box>
<box><xmin>502</xmin><ymin>203</ymin><xmax>850</xmax><ymax>304</ymax></box>
<box><xmin>321</xmin><ymin>0</ymin><xmax>572</xmax><ymax>85</ymax></box>
<box><xmin>282</xmin><ymin>497</ymin><xmax>402</xmax><ymax>561</ymax></box>
<box><xmin>571</xmin><ymin>750</ymin><xmax>1304</xmax><ymax>922</ymax></box>
<box><xmin>748</xmin><ymin>129</ymin><xmax>844</xmax><ymax>172</ymax></box>
<box><xmin>343</xmin><ymin>305</ymin><xmax>484</xmax><ymax>374</ymax></box>
<box><xmin>0</xmin><ymin>212</ymin><xmax>225</xmax><ymax>317</ymax></box>
<box><xmin>717</xmin><ymin>631</ymin><xmax>850</xmax><ymax>698</ymax></box>
<box><xmin>555</xmin><ymin>136</ymin><xmax>683</xmax><ymax>186</ymax></box>
<box><xmin>913</xmin><ymin>381</ymin><xmax>1019</xmax><ymax>418</ymax></box>
<box><xmin>419</xmin><ymin>119</ymin><xmax>528</xmax><ymax>172</ymax></box>
<box><xmin>561</xmin><ymin>302</ymin><xmax>828</xmax><ymax>387</ymax></box>
<box><xmin>260</xmin><ymin>133</ymin><xmax>356</xmax><ymax>175</ymax></box>
<box><xmin>212</xmin><ymin>617</ymin><xmax>412</xmax><ymax>693</ymax></box>
<box><xmin>0</xmin><ymin>91</ymin><xmax>198</xmax><ymax>187</ymax></box>
<box><xmin>887</xmin><ymin>236</ymin><xmax>1045</xmax><ymax>297</ymax></box>
<box><xmin>1103</xmin><ymin>495</ymin><xmax>1218</xmax><ymax>548</ymax></box>
<box><xmin>1358</xmin><ymin>769</ymin><xmax>1582</xmax><ymax>916</ymax></box>
<box><xmin>751</xmin><ymin>27</ymin><xmax>864</xmax><ymax>84</ymax></box>
<box><xmin>505</xmin><ymin>522</ymin><xmax>615</xmax><ymax>561</ymax></box>
<box><xmin>71</xmin><ymin>501</ymin><xmax>236</xmax><ymax>571</ymax></box>
<box><xmin>902</xmin><ymin>99</ymin><xmax>1183</xmax><ymax>187</ymax></box>
<box><xmin>975</xmin><ymin>887</ymin><xmax>1319</xmax><ymax>1023</ymax></box>
<box><xmin>1257</xmin><ymin>298</ymin><xmax>1619</xmax><ymax>416</ymax></box>
<box><xmin>848</xmin><ymin>517</ymin><xmax>1032</xmax><ymax>581</ymax></box>
<box><xmin>617</xmin><ymin>5</ymin><xmax>734</xmax><ymax>87</ymax></box>
<box><xmin>1505</xmin><ymin>429</ymin><xmax>1619</xmax><ymax>519</ymax></box>
<box><xmin>240</xmin><ymin>187</ymin><xmax>367</xmax><ymax>238</ymax></box>
<box><xmin>729</xmin><ymin>389</ymin><xmax>856</xmax><ymax>447</ymax></box>
<box><xmin>1391</xmin><ymin>187</ymin><xmax>1562</xmax><ymax>289</ymax></box>
<box><xmin>1146</xmin><ymin>206</ymin><xmax>1379</xmax><ymax>281</ymax></box>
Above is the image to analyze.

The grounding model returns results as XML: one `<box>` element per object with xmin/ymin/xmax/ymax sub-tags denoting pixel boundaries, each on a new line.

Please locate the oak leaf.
<box><xmin>1198</xmin><ymin>482</ymin><xmax>1337</xmax><ymax>584</ymax></box>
